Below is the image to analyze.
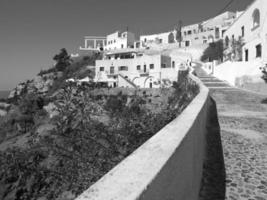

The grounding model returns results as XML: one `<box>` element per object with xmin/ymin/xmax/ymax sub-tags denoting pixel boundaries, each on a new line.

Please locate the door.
<box><xmin>245</xmin><ymin>49</ymin><xmax>249</xmax><ymax>61</ymax></box>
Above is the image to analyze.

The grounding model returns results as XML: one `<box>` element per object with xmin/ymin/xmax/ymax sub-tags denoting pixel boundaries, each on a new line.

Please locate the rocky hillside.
<box><xmin>0</xmin><ymin>48</ymin><xmax>199</xmax><ymax>200</ymax></box>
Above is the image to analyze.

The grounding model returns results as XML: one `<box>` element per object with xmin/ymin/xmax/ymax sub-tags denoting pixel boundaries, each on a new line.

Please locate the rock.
<box><xmin>0</xmin><ymin>109</ymin><xmax>7</xmax><ymax>116</ymax></box>
<box><xmin>0</xmin><ymin>102</ymin><xmax>11</xmax><ymax>110</ymax></box>
<box><xmin>43</xmin><ymin>103</ymin><xmax>59</xmax><ymax>118</ymax></box>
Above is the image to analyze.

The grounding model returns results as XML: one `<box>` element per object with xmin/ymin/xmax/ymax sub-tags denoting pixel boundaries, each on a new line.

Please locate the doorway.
<box><xmin>245</xmin><ymin>49</ymin><xmax>249</xmax><ymax>61</ymax></box>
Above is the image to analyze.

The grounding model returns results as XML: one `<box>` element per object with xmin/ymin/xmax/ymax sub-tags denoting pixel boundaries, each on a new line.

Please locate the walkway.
<box><xmin>195</xmin><ymin>66</ymin><xmax>267</xmax><ymax>200</ymax></box>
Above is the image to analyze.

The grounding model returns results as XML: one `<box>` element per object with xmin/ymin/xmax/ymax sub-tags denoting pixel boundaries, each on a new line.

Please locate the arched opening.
<box><xmin>252</xmin><ymin>9</ymin><xmax>260</xmax><ymax>29</ymax></box>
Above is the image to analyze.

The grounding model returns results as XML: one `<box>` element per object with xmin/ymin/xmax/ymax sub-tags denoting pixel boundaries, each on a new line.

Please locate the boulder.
<box><xmin>43</xmin><ymin>103</ymin><xmax>59</xmax><ymax>118</ymax></box>
<box><xmin>0</xmin><ymin>109</ymin><xmax>7</xmax><ymax>117</ymax></box>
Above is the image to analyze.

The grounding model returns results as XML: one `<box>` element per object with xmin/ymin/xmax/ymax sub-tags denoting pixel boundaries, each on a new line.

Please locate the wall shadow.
<box><xmin>198</xmin><ymin>96</ymin><xmax>226</xmax><ymax>200</ymax></box>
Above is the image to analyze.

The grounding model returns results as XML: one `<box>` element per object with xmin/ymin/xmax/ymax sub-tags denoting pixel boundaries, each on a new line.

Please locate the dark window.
<box><xmin>110</xmin><ymin>66</ymin><xmax>114</xmax><ymax>74</ymax></box>
<box><xmin>188</xmin><ymin>30</ymin><xmax>192</xmax><ymax>35</ymax></box>
<box><xmin>256</xmin><ymin>44</ymin><xmax>262</xmax><ymax>58</ymax></box>
<box><xmin>172</xmin><ymin>61</ymin><xmax>175</xmax><ymax>68</ymax></box>
<box><xmin>121</xmin><ymin>44</ymin><xmax>124</xmax><ymax>48</ymax></box>
<box><xmin>161</xmin><ymin>63</ymin><xmax>167</xmax><ymax>68</ymax></box>
<box><xmin>215</xmin><ymin>27</ymin><xmax>220</xmax><ymax>39</ymax></box>
<box><xmin>245</xmin><ymin>49</ymin><xmax>249</xmax><ymax>61</ymax></box>
<box><xmin>144</xmin><ymin>65</ymin><xmax>147</xmax><ymax>72</ymax></box>
<box><xmin>149</xmin><ymin>64</ymin><xmax>154</xmax><ymax>69</ymax></box>
<box><xmin>222</xmin><ymin>30</ymin><xmax>226</xmax><ymax>37</ymax></box>
<box><xmin>100</xmin><ymin>67</ymin><xmax>105</xmax><ymax>71</ymax></box>
<box><xmin>185</xmin><ymin>40</ymin><xmax>190</xmax><ymax>46</ymax></box>
<box><xmin>118</xmin><ymin>66</ymin><xmax>128</xmax><ymax>71</ymax></box>
<box><xmin>241</xmin><ymin>26</ymin><xmax>245</xmax><ymax>37</ymax></box>
<box><xmin>137</xmin><ymin>65</ymin><xmax>141</xmax><ymax>70</ymax></box>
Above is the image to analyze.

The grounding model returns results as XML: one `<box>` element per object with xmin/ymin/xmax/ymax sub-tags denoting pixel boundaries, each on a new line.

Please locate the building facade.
<box><xmin>95</xmin><ymin>50</ymin><xmax>182</xmax><ymax>88</ymax></box>
<box><xmin>140</xmin><ymin>32</ymin><xmax>176</xmax><ymax>47</ymax></box>
<box><xmin>181</xmin><ymin>11</ymin><xmax>242</xmax><ymax>47</ymax></box>
<box><xmin>223</xmin><ymin>0</ymin><xmax>267</xmax><ymax>62</ymax></box>
<box><xmin>104</xmin><ymin>31</ymin><xmax>135</xmax><ymax>51</ymax></box>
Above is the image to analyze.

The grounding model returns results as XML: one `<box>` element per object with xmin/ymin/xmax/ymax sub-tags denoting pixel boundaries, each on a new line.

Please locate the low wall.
<box><xmin>75</xmin><ymin>75</ymin><xmax>210</xmax><ymax>200</ymax></box>
<box><xmin>212</xmin><ymin>60</ymin><xmax>267</xmax><ymax>94</ymax></box>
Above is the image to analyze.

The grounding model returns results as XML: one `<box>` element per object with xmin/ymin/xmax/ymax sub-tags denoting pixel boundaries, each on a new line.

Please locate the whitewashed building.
<box><xmin>140</xmin><ymin>32</ymin><xmax>176</xmax><ymax>47</ymax></box>
<box><xmin>94</xmin><ymin>50</ymin><xmax>184</xmax><ymax>88</ymax></box>
<box><xmin>181</xmin><ymin>11</ymin><xmax>242</xmax><ymax>47</ymax></box>
<box><xmin>223</xmin><ymin>0</ymin><xmax>267</xmax><ymax>62</ymax></box>
<box><xmin>104</xmin><ymin>31</ymin><xmax>135</xmax><ymax>51</ymax></box>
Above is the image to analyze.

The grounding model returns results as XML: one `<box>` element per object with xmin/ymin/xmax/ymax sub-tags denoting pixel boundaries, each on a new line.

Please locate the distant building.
<box><xmin>223</xmin><ymin>0</ymin><xmax>267</xmax><ymax>62</ymax></box>
<box><xmin>80</xmin><ymin>36</ymin><xmax>106</xmax><ymax>51</ymax></box>
<box><xmin>181</xmin><ymin>11</ymin><xmax>242</xmax><ymax>47</ymax></box>
<box><xmin>104</xmin><ymin>31</ymin><xmax>135</xmax><ymax>51</ymax></box>
<box><xmin>140</xmin><ymin>32</ymin><xmax>176</xmax><ymax>47</ymax></box>
<box><xmin>94</xmin><ymin>49</ymin><xmax>183</xmax><ymax>88</ymax></box>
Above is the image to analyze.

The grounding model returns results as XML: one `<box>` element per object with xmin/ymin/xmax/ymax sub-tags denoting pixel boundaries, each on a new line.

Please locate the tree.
<box><xmin>53</xmin><ymin>48</ymin><xmax>72</xmax><ymax>72</ymax></box>
<box><xmin>175</xmin><ymin>20</ymin><xmax>183</xmax><ymax>47</ymax></box>
<box><xmin>201</xmin><ymin>40</ymin><xmax>224</xmax><ymax>62</ymax></box>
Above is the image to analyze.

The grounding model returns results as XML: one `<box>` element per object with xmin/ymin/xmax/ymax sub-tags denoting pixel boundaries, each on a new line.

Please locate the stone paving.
<box><xmin>196</xmin><ymin>66</ymin><xmax>267</xmax><ymax>200</ymax></box>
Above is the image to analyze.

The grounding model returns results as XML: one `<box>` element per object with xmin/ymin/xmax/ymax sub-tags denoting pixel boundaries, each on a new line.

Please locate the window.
<box><xmin>256</xmin><ymin>44</ymin><xmax>262</xmax><ymax>58</ymax></box>
<box><xmin>215</xmin><ymin>27</ymin><xmax>220</xmax><ymax>39</ymax></box>
<box><xmin>114</xmin><ymin>39</ymin><xmax>116</xmax><ymax>43</ymax></box>
<box><xmin>187</xmin><ymin>30</ymin><xmax>192</xmax><ymax>35</ymax></box>
<box><xmin>241</xmin><ymin>26</ymin><xmax>245</xmax><ymax>37</ymax></box>
<box><xmin>161</xmin><ymin>63</ymin><xmax>167</xmax><ymax>68</ymax></box>
<box><xmin>121</xmin><ymin>44</ymin><xmax>124</xmax><ymax>48</ymax></box>
<box><xmin>137</xmin><ymin>65</ymin><xmax>141</xmax><ymax>70</ymax></box>
<box><xmin>144</xmin><ymin>38</ymin><xmax>147</xmax><ymax>42</ymax></box>
<box><xmin>195</xmin><ymin>37</ymin><xmax>199</xmax><ymax>40</ymax></box>
<box><xmin>203</xmin><ymin>40</ymin><xmax>207</xmax><ymax>44</ymax></box>
<box><xmin>185</xmin><ymin>40</ymin><xmax>190</xmax><ymax>46</ymax></box>
<box><xmin>172</xmin><ymin>61</ymin><xmax>175</xmax><ymax>68</ymax></box>
<box><xmin>118</xmin><ymin>66</ymin><xmax>128</xmax><ymax>71</ymax></box>
<box><xmin>252</xmin><ymin>9</ymin><xmax>260</xmax><ymax>29</ymax></box>
<box><xmin>110</xmin><ymin>66</ymin><xmax>114</xmax><ymax>74</ymax></box>
<box><xmin>149</xmin><ymin>64</ymin><xmax>154</xmax><ymax>69</ymax></box>
<box><xmin>144</xmin><ymin>65</ymin><xmax>147</xmax><ymax>72</ymax></box>
<box><xmin>184</xmin><ymin>31</ymin><xmax>187</xmax><ymax>36</ymax></box>
<box><xmin>222</xmin><ymin>30</ymin><xmax>226</xmax><ymax>37</ymax></box>
<box><xmin>100</xmin><ymin>67</ymin><xmax>105</xmax><ymax>71</ymax></box>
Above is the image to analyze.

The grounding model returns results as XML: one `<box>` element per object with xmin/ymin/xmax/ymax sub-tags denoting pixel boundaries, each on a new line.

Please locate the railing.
<box><xmin>75</xmin><ymin>73</ymin><xmax>210</xmax><ymax>200</ymax></box>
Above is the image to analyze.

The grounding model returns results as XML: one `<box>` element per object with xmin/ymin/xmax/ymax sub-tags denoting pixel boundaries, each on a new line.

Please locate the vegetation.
<box><xmin>0</xmin><ymin>71</ymin><xmax>199</xmax><ymax>200</ymax></box>
<box><xmin>201</xmin><ymin>40</ymin><xmax>224</xmax><ymax>62</ymax></box>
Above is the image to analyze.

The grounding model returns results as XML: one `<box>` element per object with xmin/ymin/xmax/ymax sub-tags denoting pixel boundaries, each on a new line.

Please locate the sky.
<box><xmin>0</xmin><ymin>0</ymin><xmax>253</xmax><ymax>90</ymax></box>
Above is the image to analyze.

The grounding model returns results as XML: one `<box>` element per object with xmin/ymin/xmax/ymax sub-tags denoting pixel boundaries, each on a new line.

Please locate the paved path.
<box><xmin>196</xmin><ymin>66</ymin><xmax>267</xmax><ymax>200</ymax></box>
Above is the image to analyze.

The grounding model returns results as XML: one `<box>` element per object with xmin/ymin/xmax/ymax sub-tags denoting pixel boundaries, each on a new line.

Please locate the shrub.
<box><xmin>201</xmin><ymin>40</ymin><xmax>223</xmax><ymax>62</ymax></box>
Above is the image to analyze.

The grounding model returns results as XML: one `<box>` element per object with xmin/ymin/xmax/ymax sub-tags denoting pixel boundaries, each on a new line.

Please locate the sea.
<box><xmin>0</xmin><ymin>91</ymin><xmax>10</xmax><ymax>99</ymax></box>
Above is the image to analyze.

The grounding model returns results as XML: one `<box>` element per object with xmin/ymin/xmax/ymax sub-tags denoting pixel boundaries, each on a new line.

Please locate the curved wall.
<box><xmin>75</xmin><ymin>74</ymin><xmax>210</xmax><ymax>200</ymax></box>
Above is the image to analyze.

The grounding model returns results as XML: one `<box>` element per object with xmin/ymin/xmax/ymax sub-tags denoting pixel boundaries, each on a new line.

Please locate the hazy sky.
<box><xmin>0</xmin><ymin>0</ymin><xmax>253</xmax><ymax>90</ymax></box>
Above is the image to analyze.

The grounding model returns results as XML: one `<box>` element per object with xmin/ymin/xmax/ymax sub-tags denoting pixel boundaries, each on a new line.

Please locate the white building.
<box><xmin>104</xmin><ymin>31</ymin><xmax>135</xmax><ymax>51</ymax></box>
<box><xmin>140</xmin><ymin>32</ymin><xmax>176</xmax><ymax>47</ymax></box>
<box><xmin>181</xmin><ymin>11</ymin><xmax>242</xmax><ymax>47</ymax></box>
<box><xmin>94</xmin><ymin>49</ymin><xmax>185</xmax><ymax>88</ymax></box>
<box><xmin>223</xmin><ymin>0</ymin><xmax>267</xmax><ymax>62</ymax></box>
